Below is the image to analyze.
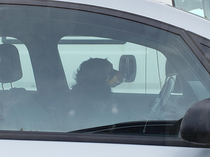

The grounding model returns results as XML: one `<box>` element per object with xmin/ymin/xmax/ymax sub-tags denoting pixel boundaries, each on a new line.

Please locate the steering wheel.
<box><xmin>150</xmin><ymin>74</ymin><xmax>177</xmax><ymax>118</ymax></box>
<box><xmin>143</xmin><ymin>74</ymin><xmax>177</xmax><ymax>133</ymax></box>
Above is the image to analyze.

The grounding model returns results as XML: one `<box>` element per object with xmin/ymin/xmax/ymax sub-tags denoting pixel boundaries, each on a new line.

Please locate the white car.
<box><xmin>0</xmin><ymin>0</ymin><xmax>210</xmax><ymax>156</ymax></box>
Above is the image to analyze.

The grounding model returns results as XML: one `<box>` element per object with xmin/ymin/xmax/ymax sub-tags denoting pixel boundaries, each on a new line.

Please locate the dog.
<box><xmin>66</xmin><ymin>58</ymin><xmax>126</xmax><ymax>130</ymax></box>
<box><xmin>71</xmin><ymin>58</ymin><xmax>126</xmax><ymax>103</ymax></box>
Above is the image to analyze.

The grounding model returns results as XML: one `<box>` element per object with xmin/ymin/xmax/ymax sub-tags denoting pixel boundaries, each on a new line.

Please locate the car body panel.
<box><xmin>54</xmin><ymin>0</ymin><xmax>210</xmax><ymax>39</ymax></box>
<box><xmin>0</xmin><ymin>140</ymin><xmax>210</xmax><ymax>157</ymax></box>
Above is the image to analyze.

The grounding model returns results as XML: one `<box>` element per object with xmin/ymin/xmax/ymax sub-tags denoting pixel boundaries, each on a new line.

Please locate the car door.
<box><xmin>0</xmin><ymin>0</ymin><xmax>210</xmax><ymax>156</ymax></box>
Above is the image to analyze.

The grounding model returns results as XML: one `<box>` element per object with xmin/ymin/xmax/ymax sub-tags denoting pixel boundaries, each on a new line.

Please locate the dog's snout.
<box><xmin>107</xmin><ymin>70</ymin><xmax>126</xmax><ymax>87</ymax></box>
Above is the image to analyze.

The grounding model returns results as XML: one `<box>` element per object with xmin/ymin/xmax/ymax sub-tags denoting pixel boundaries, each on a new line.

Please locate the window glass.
<box><xmin>0</xmin><ymin>5</ymin><xmax>210</xmax><ymax>136</ymax></box>
<box><xmin>58</xmin><ymin>37</ymin><xmax>166</xmax><ymax>94</ymax></box>
<box><xmin>173</xmin><ymin>0</ymin><xmax>204</xmax><ymax>17</ymax></box>
<box><xmin>173</xmin><ymin>0</ymin><xmax>210</xmax><ymax>20</ymax></box>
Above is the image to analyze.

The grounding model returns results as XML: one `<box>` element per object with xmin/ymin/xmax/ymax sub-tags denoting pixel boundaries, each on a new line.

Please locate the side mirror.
<box><xmin>119</xmin><ymin>55</ymin><xmax>136</xmax><ymax>82</ymax></box>
<box><xmin>180</xmin><ymin>98</ymin><xmax>210</xmax><ymax>145</ymax></box>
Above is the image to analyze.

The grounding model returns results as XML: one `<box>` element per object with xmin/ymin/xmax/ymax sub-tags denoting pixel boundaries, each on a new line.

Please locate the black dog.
<box><xmin>71</xmin><ymin>58</ymin><xmax>126</xmax><ymax>103</ymax></box>
<box><xmin>66</xmin><ymin>58</ymin><xmax>126</xmax><ymax>129</ymax></box>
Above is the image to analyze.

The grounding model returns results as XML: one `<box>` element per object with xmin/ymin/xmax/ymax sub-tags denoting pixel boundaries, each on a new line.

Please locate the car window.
<box><xmin>0</xmin><ymin>4</ymin><xmax>210</xmax><ymax>141</ymax></box>
<box><xmin>58</xmin><ymin>37</ymin><xmax>166</xmax><ymax>94</ymax></box>
<box><xmin>173</xmin><ymin>0</ymin><xmax>210</xmax><ymax>20</ymax></box>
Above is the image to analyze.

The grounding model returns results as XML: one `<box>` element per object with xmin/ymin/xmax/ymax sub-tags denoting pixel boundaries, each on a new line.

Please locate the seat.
<box><xmin>0</xmin><ymin>44</ymin><xmax>52</xmax><ymax>131</ymax></box>
<box><xmin>0</xmin><ymin>44</ymin><xmax>22</xmax><ymax>89</ymax></box>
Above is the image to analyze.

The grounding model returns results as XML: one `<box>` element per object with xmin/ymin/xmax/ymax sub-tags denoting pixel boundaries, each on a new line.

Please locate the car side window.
<box><xmin>54</xmin><ymin>7</ymin><xmax>210</xmax><ymax>132</ymax></box>
<box><xmin>0</xmin><ymin>4</ymin><xmax>210</xmax><ymax>143</ymax></box>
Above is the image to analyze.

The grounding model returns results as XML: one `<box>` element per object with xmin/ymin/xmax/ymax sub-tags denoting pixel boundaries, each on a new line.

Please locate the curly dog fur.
<box><xmin>71</xmin><ymin>58</ymin><xmax>125</xmax><ymax>103</ymax></box>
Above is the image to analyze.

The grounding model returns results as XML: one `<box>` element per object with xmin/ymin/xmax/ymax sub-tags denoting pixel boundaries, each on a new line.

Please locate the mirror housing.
<box><xmin>119</xmin><ymin>55</ymin><xmax>136</xmax><ymax>82</ymax></box>
<box><xmin>180</xmin><ymin>98</ymin><xmax>210</xmax><ymax>145</ymax></box>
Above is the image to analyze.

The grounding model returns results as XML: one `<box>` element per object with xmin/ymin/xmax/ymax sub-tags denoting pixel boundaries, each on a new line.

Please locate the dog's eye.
<box><xmin>109</xmin><ymin>70</ymin><xmax>116</xmax><ymax>79</ymax></box>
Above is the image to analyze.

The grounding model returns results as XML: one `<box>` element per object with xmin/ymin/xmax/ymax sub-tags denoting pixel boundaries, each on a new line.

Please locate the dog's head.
<box><xmin>75</xmin><ymin>58</ymin><xmax>126</xmax><ymax>87</ymax></box>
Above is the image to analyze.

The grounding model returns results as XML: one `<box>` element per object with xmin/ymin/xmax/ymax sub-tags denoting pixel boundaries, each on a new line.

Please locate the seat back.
<box><xmin>0</xmin><ymin>44</ymin><xmax>53</xmax><ymax>131</ymax></box>
<box><xmin>0</xmin><ymin>44</ymin><xmax>22</xmax><ymax>88</ymax></box>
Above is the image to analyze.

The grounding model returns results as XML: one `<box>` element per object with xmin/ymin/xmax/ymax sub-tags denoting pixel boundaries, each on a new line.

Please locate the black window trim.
<box><xmin>0</xmin><ymin>130</ymin><xmax>209</xmax><ymax>148</ymax></box>
<box><xmin>187</xmin><ymin>31</ymin><xmax>210</xmax><ymax>56</ymax></box>
<box><xmin>0</xmin><ymin>0</ymin><xmax>210</xmax><ymax>147</ymax></box>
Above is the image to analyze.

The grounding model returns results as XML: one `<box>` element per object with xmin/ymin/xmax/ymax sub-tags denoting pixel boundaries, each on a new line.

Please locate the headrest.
<box><xmin>0</xmin><ymin>44</ymin><xmax>22</xmax><ymax>83</ymax></box>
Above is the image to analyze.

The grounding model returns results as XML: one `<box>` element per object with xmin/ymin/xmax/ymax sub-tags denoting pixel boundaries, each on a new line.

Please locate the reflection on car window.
<box><xmin>0</xmin><ymin>5</ymin><xmax>210</xmax><ymax>137</ymax></box>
